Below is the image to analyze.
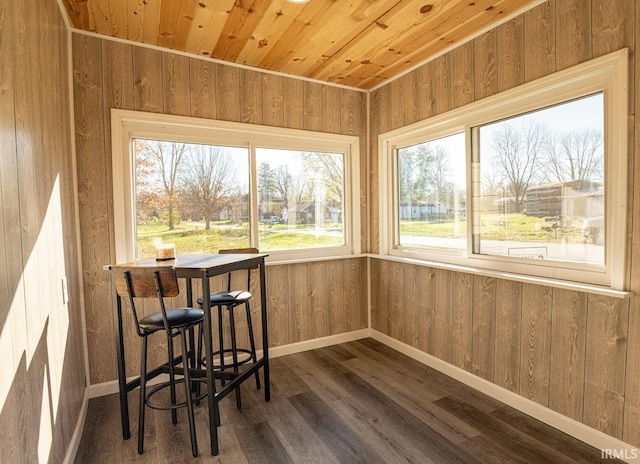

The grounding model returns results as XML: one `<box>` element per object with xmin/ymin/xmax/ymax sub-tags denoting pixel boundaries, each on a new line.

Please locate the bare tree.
<box><xmin>491</xmin><ymin>121</ymin><xmax>546</xmax><ymax>211</ymax></box>
<box><xmin>301</xmin><ymin>152</ymin><xmax>344</xmax><ymax>202</ymax></box>
<box><xmin>181</xmin><ymin>146</ymin><xmax>236</xmax><ymax>230</ymax></box>
<box><xmin>542</xmin><ymin>128</ymin><xmax>603</xmax><ymax>183</ymax></box>
<box><xmin>272</xmin><ymin>165</ymin><xmax>293</xmax><ymax>209</ymax></box>
<box><xmin>140</xmin><ymin>140</ymin><xmax>188</xmax><ymax>230</ymax></box>
<box><xmin>429</xmin><ymin>146</ymin><xmax>453</xmax><ymax>205</ymax></box>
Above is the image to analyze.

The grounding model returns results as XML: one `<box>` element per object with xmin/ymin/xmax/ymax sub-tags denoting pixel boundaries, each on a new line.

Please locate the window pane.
<box><xmin>256</xmin><ymin>148</ymin><xmax>345</xmax><ymax>251</ymax></box>
<box><xmin>134</xmin><ymin>139</ymin><xmax>250</xmax><ymax>257</ymax></box>
<box><xmin>475</xmin><ymin>93</ymin><xmax>604</xmax><ymax>265</ymax></box>
<box><xmin>397</xmin><ymin>132</ymin><xmax>466</xmax><ymax>250</ymax></box>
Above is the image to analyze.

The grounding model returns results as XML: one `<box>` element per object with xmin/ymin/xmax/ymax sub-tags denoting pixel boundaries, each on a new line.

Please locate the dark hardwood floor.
<box><xmin>75</xmin><ymin>339</ymin><xmax>618</xmax><ymax>463</ymax></box>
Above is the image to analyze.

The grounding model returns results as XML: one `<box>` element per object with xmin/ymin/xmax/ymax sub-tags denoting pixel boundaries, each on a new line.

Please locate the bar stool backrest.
<box><xmin>218</xmin><ymin>248</ymin><xmax>259</xmax><ymax>292</ymax></box>
<box><xmin>113</xmin><ymin>266</ymin><xmax>180</xmax><ymax>336</ymax></box>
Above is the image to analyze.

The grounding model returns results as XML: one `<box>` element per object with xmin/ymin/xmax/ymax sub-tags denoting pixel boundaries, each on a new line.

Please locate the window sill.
<box><xmin>366</xmin><ymin>253</ymin><xmax>631</xmax><ymax>299</ymax></box>
<box><xmin>266</xmin><ymin>253</ymin><xmax>366</xmax><ymax>266</ymax></box>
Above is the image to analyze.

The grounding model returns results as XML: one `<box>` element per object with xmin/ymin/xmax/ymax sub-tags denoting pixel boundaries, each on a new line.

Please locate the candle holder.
<box><xmin>155</xmin><ymin>243</ymin><xmax>175</xmax><ymax>260</ymax></box>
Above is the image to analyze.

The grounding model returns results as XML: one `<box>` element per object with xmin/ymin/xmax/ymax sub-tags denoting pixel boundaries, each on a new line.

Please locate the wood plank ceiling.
<box><xmin>61</xmin><ymin>0</ymin><xmax>540</xmax><ymax>89</ymax></box>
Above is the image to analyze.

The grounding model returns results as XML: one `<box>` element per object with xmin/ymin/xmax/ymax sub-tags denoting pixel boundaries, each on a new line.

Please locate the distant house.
<box><xmin>289</xmin><ymin>201</ymin><xmax>342</xmax><ymax>224</ymax></box>
<box><xmin>399</xmin><ymin>201</ymin><xmax>447</xmax><ymax>220</ymax></box>
<box><xmin>525</xmin><ymin>180</ymin><xmax>601</xmax><ymax>218</ymax></box>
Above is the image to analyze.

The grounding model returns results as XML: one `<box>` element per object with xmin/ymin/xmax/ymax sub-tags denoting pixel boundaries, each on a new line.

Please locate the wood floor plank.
<box><xmin>75</xmin><ymin>340</ymin><xmax>614</xmax><ymax>463</ymax></box>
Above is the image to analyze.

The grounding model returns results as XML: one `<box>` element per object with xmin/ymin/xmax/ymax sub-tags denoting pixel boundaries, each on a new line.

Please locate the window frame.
<box><xmin>111</xmin><ymin>109</ymin><xmax>361</xmax><ymax>263</ymax></box>
<box><xmin>379</xmin><ymin>49</ymin><xmax>628</xmax><ymax>290</ymax></box>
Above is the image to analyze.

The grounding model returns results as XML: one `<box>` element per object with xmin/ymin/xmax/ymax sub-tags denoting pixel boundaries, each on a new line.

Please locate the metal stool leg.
<box><xmin>229</xmin><ymin>305</ymin><xmax>242</xmax><ymax>409</ymax></box>
<box><xmin>217</xmin><ymin>304</ymin><xmax>226</xmax><ymax>386</ymax></box>
<box><xmin>138</xmin><ymin>336</ymin><xmax>148</xmax><ymax>454</ymax></box>
<box><xmin>180</xmin><ymin>327</ymin><xmax>199</xmax><ymax>457</ymax></box>
<box><xmin>245</xmin><ymin>302</ymin><xmax>261</xmax><ymax>390</ymax></box>
<box><xmin>166</xmin><ymin>332</ymin><xmax>178</xmax><ymax>424</ymax></box>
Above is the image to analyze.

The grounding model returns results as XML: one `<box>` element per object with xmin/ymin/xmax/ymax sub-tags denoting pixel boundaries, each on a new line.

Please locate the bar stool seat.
<box><xmin>140</xmin><ymin>308</ymin><xmax>204</xmax><ymax>330</ymax></box>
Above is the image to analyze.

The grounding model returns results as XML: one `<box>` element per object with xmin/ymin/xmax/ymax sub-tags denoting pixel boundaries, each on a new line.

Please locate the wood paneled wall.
<box><xmin>0</xmin><ymin>0</ymin><xmax>85</xmax><ymax>462</ymax></box>
<box><xmin>71</xmin><ymin>34</ymin><xmax>368</xmax><ymax>383</ymax></box>
<box><xmin>369</xmin><ymin>0</ymin><xmax>640</xmax><ymax>448</ymax></box>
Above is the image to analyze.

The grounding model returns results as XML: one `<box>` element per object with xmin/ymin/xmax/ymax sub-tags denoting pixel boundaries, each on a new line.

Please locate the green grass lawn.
<box><xmin>137</xmin><ymin>221</ymin><xmax>342</xmax><ymax>257</ymax></box>
<box><xmin>400</xmin><ymin>213</ymin><xmax>583</xmax><ymax>243</ymax></box>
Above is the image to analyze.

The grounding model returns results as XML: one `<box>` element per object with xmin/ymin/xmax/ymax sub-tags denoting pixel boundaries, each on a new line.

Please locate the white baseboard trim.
<box><xmin>87</xmin><ymin>329</ymin><xmax>371</xmax><ymax>398</ymax></box>
<box><xmin>267</xmin><ymin>329</ymin><xmax>370</xmax><ymax>358</ymax></box>
<box><xmin>62</xmin><ymin>389</ymin><xmax>89</xmax><ymax>464</ymax></box>
<box><xmin>370</xmin><ymin>329</ymin><xmax>640</xmax><ymax>464</ymax></box>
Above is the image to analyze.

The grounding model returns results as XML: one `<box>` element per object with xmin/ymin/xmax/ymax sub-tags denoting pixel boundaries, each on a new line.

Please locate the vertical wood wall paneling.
<box><xmin>215</xmin><ymin>63</ymin><xmax>240</xmax><ymax>121</ymax></box>
<box><xmin>403</xmin><ymin>264</ymin><xmax>419</xmax><ymax>348</ymax></box>
<box><xmin>262</xmin><ymin>74</ymin><xmax>284</xmax><ymax>127</ymax></box>
<box><xmin>239</xmin><ymin>68</ymin><xmax>263</xmax><ymax>125</ymax></box>
<box><xmin>308</xmin><ymin>261</ymin><xmax>328</xmax><ymax>339</ymax></box>
<box><xmin>555</xmin><ymin>0</ymin><xmax>592</xmax><ymax>70</ymax></box>
<box><xmin>473</xmin><ymin>30</ymin><xmax>498</xmax><ymax>100</ymax></box>
<box><xmin>417</xmin><ymin>266</ymin><xmax>436</xmax><ymax>356</ymax></box>
<box><xmin>496</xmin><ymin>15</ymin><xmax>525</xmax><ymax>93</ymax></box>
<box><xmin>369</xmin><ymin>258</ymin><xmax>381</xmax><ymax>332</ymax></box>
<box><xmin>494</xmin><ymin>279</ymin><xmax>522</xmax><ymax>393</ymax></box>
<box><xmin>472</xmin><ymin>276</ymin><xmax>496</xmax><ymax>381</ymax></box>
<box><xmin>523</xmin><ymin>0</ymin><xmax>555</xmax><ymax>82</ymax></box>
<box><xmin>519</xmin><ymin>284</ymin><xmax>552</xmax><ymax>406</ymax></box>
<box><xmin>322</xmin><ymin>85</ymin><xmax>342</xmax><ymax>133</ymax></box>
<box><xmin>326</xmin><ymin>259</ymin><xmax>345</xmax><ymax>335</ymax></box>
<box><xmin>369</xmin><ymin>89</ymin><xmax>380</xmax><ymax>254</ymax></box>
<box><xmin>389</xmin><ymin>77</ymin><xmax>405</xmax><ymax>130</ymax></box>
<box><xmin>433</xmin><ymin>269</ymin><xmax>453</xmax><ymax>363</ymax></box>
<box><xmin>452</xmin><ymin>42</ymin><xmax>474</xmax><ymax>109</ymax></box>
<box><xmin>189</xmin><ymin>59</ymin><xmax>217</xmax><ymax>119</ymax></box>
<box><xmin>266</xmin><ymin>264</ymin><xmax>289</xmax><ymax>347</ymax></box>
<box><xmin>403</xmin><ymin>73</ymin><xmax>418</xmax><ymax>126</ymax></box>
<box><xmin>101</xmin><ymin>40</ymin><xmax>134</xmax><ymax>239</ymax></box>
<box><xmin>584</xmin><ymin>295</ymin><xmax>629</xmax><ymax>439</ymax></box>
<box><xmin>417</xmin><ymin>61</ymin><xmax>435</xmax><ymax>121</ymax></box>
<box><xmin>548</xmin><ymin>289</ymin><xmax>587</xmax><ymax>422</ymax></box>
<box><xmin>303</xmin><ymin>81</ymin><xmax>323</xmax><ymax>131</ymax></box>
<box><xmin>74</xmin><ymin>35</ymin><xmax>117</xmax><ymax>384</ymax></box>
<box><xmin>1</xmin><ymin>1</ymin><xmax>25</xmax><ymax>461</ymax></box>
<box><xmin>357</xmin><ymin>91</ymin><xmax>368</xmax><ymax>253</ymax></box>
<box><xmin>162</xmin><ymin>52</ymin><xmax>191</xmax><ymax>116</ymax></box>
<box><xmin>433</xmin><ymin>53</ymin><xmax>454</xmax><ymax>115</ymax></box>
<box><xmin>377</xmin><ymin>84</ymin><xmax>391</xmax><ymax>134</ymax></box>
<box><xmin>288</xmin><ymin>262</ymin><xmax>309</xmax><ymax>343</ymax></box>
<box><xmin>451</xmin><ymin>272</ymin><xmax>472</xmax><ymax>371</ymax></box>
<box><xmin>359</xmin><ymin>258</ymin><xmax>368</xmax><ymax>328</ymax></box>
<box><xmin>1</xmin><ymin>1</ymin><xmax>83</xmax><ymax>459</ymax></box>
<box><xmin>390</xmin><ymin>261</ymin><xmax>405</xmax><ymax>342</ymax></box>
<box><xmin>283</xmin><ymin>78</ymin><xmax>304</xmax><ymax>130</ymax></box>
<box><xmin>340</xmin><ymin>88</ymin><xmax>357</xmax><ymax>136</ymax></box>
<box><xmin>132</xmin><ymin>46</ymin><xmax>163</xmax><ymax>113</ymax></box>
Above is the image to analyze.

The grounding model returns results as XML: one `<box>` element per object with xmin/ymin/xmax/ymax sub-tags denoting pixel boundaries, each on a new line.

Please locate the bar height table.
<box><xmin>105</xmin><ymin>253</ymin><xmax>270</xmax><ymax>455</ymax></box>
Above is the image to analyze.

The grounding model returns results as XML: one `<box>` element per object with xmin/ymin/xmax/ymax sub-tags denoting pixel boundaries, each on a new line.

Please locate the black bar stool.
<box><xmin>115</xmin><ymin>266</ymin><xmax>206</xmax><ymax>457</ymax></box>
<box><xmin>198</xmin><ymin>248</ymin><xmax>261</xmax><ymax>409</ymax></box>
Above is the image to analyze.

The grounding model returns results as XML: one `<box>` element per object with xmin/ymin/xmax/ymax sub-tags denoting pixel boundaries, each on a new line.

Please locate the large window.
<box><xmin>112</xmin><ymin>112</ymin><xmax>360</xmax><ymax>263</ymax></box>
<box><xmin>381</xmin><ymin>50</ymin><xmax>628</xmax><ymax>289</ymax></box>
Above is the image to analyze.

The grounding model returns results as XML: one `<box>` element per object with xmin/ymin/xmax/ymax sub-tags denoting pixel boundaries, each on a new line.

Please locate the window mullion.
<box><xmin>249</xmin><ymin>142</ymin><xmax>260</xmax><ymax>249</ymax></box>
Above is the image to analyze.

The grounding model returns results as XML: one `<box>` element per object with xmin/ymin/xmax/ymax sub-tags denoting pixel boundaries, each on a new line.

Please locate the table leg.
<box><xmin>259</xmin><ymin>261</ymin><xmax>270</xmax><ymax>402</ymax></box>
<box><xmin>114</xmin><ymin>293</ymin><xmax>131</xmax><ymax>439</ymax></box>
<box><xmin>202</xmin><ymin>273</ymin><xmax>220</xmax><ymax>455</ymax></box>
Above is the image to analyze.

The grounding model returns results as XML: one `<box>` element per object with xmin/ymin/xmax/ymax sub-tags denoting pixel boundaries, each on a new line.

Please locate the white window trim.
<box><xmin>111</xmin><ymin>109</ymin><xmax>361</xmax><ymax>264</ymax></box>
<box><xmin>379</xmin><ymin>49</ymin><xmax>628</xmax><ymax>290</ymax></box>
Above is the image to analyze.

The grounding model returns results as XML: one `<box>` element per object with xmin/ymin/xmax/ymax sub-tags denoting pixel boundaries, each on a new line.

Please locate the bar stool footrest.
<box><xmin>145</xmin><ymin>378</ymin><xmax>208</xmax><ymax>411</ymax></box>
